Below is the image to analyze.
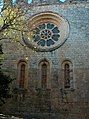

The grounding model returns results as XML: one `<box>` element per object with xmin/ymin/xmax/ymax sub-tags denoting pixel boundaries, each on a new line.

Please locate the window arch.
<box><xmin>38</xmin><ymin>59</ymin><xmax>51</xmax><ymax>89</ymax></box>
<box><xmin>62</xmin><ymin>60</ymin><xmax>73</xmax><ymax>89</ymax></box>
<box><xmin>17</xmin><ymin>60</ymin><xmax>28</xmax><ymax>89</ymax></box>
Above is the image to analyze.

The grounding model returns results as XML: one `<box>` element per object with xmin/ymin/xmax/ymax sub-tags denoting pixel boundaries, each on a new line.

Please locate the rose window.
<box><xmin>22</xmin><ymin>12</ymin><xmax>69</xmax><ymax>52</ymax></box>
<box><xmin>33</xmin><ymin>23</ymin><xmax>60</xmax><ymax>47</ymax></box>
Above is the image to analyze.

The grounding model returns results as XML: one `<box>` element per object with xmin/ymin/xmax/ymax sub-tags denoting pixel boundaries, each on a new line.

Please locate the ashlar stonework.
<box><xmin>0</xmin><ymin>0</ymin><xmax>89</xmax><ymax>119</ymax></box>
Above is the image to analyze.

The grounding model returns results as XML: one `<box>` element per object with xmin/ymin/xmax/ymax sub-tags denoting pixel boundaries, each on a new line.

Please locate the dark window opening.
<box><xmin>19</xmin><ymin>64</ymin><xmax>25</xmax><ymax>88</ymax></box>
<box><xmin>41</xmin><ymin>63</ymin><xmax>47</xmax><ymax>89</ymax></box>
<box><xmin>64</xmin><ymin>63</ymin><xmax>70</xmax><ymax>88</ymax></box>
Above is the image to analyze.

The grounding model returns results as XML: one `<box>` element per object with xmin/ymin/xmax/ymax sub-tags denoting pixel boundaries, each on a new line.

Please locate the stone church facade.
<box><xmin>1</xmin><ymin>0</ymin><xmax>89</xmax><ymax>119</ymax></box>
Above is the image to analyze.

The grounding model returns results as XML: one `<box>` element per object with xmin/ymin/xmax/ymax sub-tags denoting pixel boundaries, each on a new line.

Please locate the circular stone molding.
<box><xmin>22</xmin><ymin>12</ymin><xmax>69</xmax><ymax>52</ymax></box>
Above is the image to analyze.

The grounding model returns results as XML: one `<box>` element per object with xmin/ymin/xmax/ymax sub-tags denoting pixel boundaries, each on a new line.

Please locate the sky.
<box><xmin>0</xmin><ymin>0</ymin><xmax>3</xmax><ymax>12</ymax></box>
<box><xmin>28</xmin><ymin>0</ymin><xmax>66</xmax><ymax>3</ymax></box>
<box><xmin>28</xmin><ymin>0</ymin><xmax>32</xmax><ymax>4</ymax></box>
<box><xmin>60</xmin><ymin>0</ymin><xmax>66</xmax><ymax>2</ymax></box>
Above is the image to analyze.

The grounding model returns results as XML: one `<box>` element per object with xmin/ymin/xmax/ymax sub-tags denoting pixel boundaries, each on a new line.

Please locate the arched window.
<box><xmin>17</xmin><ymin>60</ymin><xmax>28</xmax><ymax>89</ymax></box>
<box><xmin>41</xmin><ymin>63</ymin><xmax>47</xmax><ymax>89</ymax></box>
<box><xmin>19</xmin><ymin>63</ymin><xmax>25</xmax><ymax>88</ymax></box>
<box><xmin>38</xmin><ymin>59</ymin><xmax>50</xmax><ymax>89</ymax></box>
<box><xmin>64</xmin><ymin>63</ymin><xmax>70</xmax><ymax>88</ymax></box>
<box><xmin>62</xmin><ymin>60</ymin><xmax>73</xmax><ymax>89</ymax></box>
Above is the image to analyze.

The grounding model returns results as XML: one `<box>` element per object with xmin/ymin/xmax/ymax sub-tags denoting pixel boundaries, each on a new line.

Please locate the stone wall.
<box><xmin>0</xmin><ymin>2</ymin><xmax>89</xmax><ymax>119</ymax></box>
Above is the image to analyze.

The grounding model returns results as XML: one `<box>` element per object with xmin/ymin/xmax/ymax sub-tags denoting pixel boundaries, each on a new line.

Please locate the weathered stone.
<box><xmin>0</xmin><ymin>0</ymin><xmax>89</xmax><ymax>119</ymax></box>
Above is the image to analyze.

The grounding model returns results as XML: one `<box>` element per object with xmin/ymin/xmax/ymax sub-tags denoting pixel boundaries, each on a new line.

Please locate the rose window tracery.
<box><xmin>33</xmin><ymin>23</ymin><xmax>60</xmax><ymax>47</ymax></box>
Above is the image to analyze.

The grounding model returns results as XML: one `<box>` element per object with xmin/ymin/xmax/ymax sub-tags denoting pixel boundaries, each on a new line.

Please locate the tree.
<box><xmin>0</xmin><ymin>1</ymin><xmax>31</xmax><ymax>106</ymax></box>
<box><xmin>0</xmin><ymin>1</ymin><xmax>28</xmax><ymax>43</ymax></box>
<box><xmin>0</xmin><ymin>44</ymin><xmax>14</xmax><ymax>106</ymax></box>
<box><xmin>0</xmin><ymin>2</ymin><xmax>26</xmax><ymax>105</ymax></box>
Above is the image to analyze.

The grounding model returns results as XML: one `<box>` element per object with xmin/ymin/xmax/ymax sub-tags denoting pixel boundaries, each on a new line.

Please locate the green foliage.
<box><xmin>0</xmin><ymin>4</ymin><xmax>28</xmax><ymax>42</ymax></box>
<box><xmin>0</xmin><ymin>3</ymin><xmax>28</xmax><ymax>105</ymax></box>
